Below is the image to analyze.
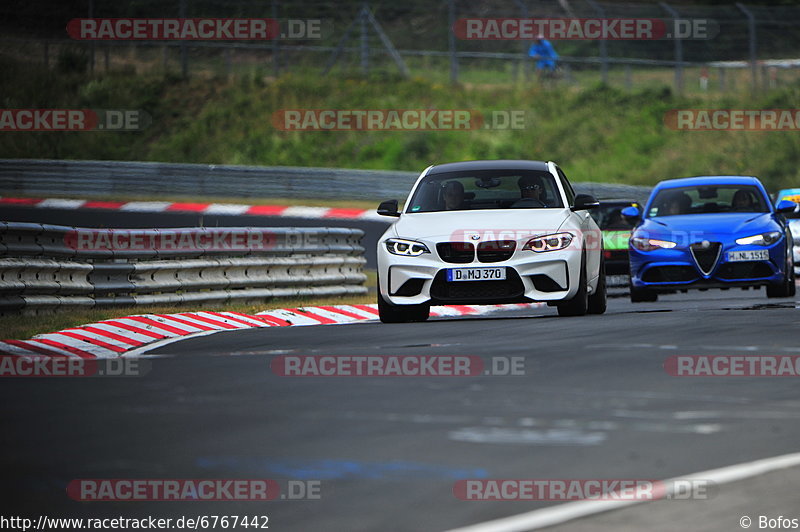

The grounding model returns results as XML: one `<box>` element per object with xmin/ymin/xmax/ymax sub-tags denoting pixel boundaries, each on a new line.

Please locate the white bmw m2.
<box><xmin>376</xmin><ymin>160</ymin><xmax>607</xmax><ymax>322</ymax></box>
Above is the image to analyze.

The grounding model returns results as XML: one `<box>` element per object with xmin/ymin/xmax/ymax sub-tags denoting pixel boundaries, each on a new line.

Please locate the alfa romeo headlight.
<box><xmin>384</xmin><ymin>238</ymin><xmax>430</xmax><ymax>256</ymax></box>
<box><xmin>735</xmin><ymin>232</ymin><xmax>781</xmax><ymax>246</ymax></box>
<box><xmin>630</xmin><ymin>237</ymin><xmax>677</xmax><ymax>251</ymax></box>
<box><xmin>523</xmin><ymin>232</ymin><xmax>573</xmax><ymax>252</ymax></box>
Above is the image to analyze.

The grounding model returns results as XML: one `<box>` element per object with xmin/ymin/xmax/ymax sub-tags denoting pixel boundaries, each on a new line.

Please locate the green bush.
<box><xmin>3</xmin><ymin>62</ymin><xmax>800</xmax><ymax>192</ymax></box>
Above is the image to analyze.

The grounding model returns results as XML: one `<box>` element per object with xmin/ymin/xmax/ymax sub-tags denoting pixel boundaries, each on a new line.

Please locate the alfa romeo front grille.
<box><xmin>690</xmin><ymin>242</ymin><xmax>722</xmax><ymax>275</ymax></box>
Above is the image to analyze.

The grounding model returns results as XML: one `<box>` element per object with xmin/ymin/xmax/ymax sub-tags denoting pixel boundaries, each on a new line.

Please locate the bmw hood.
<box><xmin>389</xmin><ymin>209</ymin><xmax>573</xmax><ymax>241</ymax></box>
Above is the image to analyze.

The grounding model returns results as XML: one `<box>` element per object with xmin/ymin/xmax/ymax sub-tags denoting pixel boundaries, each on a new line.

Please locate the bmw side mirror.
<box><xmin>776</xmin><ymin>199</ymin><xmax>798</xmax><ymax>214</ymax></box>
<box><xmin>377</xmin><ymin>199</ymin><xmax>401</xmax><ymax>217</ymax></box>
<box><xmin>571</xmin><ymin>194</ymin><xmax>600</xmax><ymax>211</ymax></box>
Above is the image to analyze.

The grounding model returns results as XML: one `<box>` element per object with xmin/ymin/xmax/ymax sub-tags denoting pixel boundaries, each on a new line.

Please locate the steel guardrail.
<box><xmin>0</xmin><ymin>222</ymin><xmax>367</xmax><ymax>313</ymax></box>
<box><xmin>0</xmin><ymin>159</ymin><xmax>652</xmax><ymax>203</ymax></box>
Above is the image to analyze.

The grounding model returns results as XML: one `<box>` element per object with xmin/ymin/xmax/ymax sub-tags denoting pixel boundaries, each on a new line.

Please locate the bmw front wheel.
<box><xmin>558</xmin><ymin>255</ymin><xmax>589</xmax><ymax>317</ymax></box>
<box><xmin>588</xmin><ymin>257</ymin><xmax>607</xmax><ymax>315</ymax></box>
<box><xmin>378</xmin><ymin>291</ymin><xmax>430</xmax><ymax>323</ymax></box>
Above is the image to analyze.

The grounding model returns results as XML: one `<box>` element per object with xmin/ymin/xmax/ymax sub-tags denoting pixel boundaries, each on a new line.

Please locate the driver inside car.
<box><xmin>512</xmin><ymin>175</ymin><xmax>547</xmax><ymax>208</ymax></box>
<box><xmin>663</xmin><ymin>191</ymin><xmax>692</xmax><ymax>215</ymax></box>
<box><xmin>731</xmin><ymin>189</ymin><xmax>756</xmax><ymax>211</ymax></box>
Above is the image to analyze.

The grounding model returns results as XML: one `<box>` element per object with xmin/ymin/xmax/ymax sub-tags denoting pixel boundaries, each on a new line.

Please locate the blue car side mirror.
<box><xmin>776</xmin><ymin>199</ymin><xmax>798</xmax><ymax>214</ymax></box>
<box><xmin>621</xmin><ymin>206</ymin><xmax>640</xmax><ymax>218</ymax></box>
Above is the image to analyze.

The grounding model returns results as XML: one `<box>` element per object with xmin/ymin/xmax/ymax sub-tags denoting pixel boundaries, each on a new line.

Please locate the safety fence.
<box><xmin>0</xmin><ymin>159</ymin><xmax>417</xmax><ymax>202</ymax></box>
<box><xmin>4</xmin><ymin>0</ymin><xmax>800</xmax><ymax>92</ymax></box>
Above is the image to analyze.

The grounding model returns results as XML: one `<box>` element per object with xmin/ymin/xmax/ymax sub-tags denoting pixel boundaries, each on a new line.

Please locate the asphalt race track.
<box><xmin>2</xmin><ymin>206</ymin><xmax>800</xmax><ymax>531</ymax></box>
<box><xmin>2</xmin><ymin>289</ymin><xmax>799</xmax><ymax>531</ymax></box>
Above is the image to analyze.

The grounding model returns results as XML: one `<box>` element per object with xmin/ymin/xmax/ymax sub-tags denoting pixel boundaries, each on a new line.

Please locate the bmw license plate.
<box><xmin>446</xmin><ymin>267</ymin><xmax>506</xmax><ymax>282</ymax></box>
<box><xmin>727</xmin><ymin>250</ymin><xmax>769</xmax><ymax>262</ymax></box>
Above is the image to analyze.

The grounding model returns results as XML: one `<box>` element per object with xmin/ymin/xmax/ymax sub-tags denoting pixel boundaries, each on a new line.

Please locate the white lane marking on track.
<box><xmin>673</xmin><ymin>410</ymin><xmax>722</xmax><ymax>419</ymax></box>
<box><xmin>448</xmin><ymin>427</ymin><xmax>607</xmax><ymax>446</ymax></box>
<box><xmin>443</xmin><ymin>451</ymin><xmax>800</xmax><ymax>532</ymax></box>
<box><xmin>281</xmin><ymin>206</ymin><xmax>330</xmax><ymax>218</ymax></box>
<box><xmin>37</xmin><ymin>198</ymin><xmax>87</xmax><ymax>209</ymax></box>
<box><xmin>624</xmin><ymin>422</ymin><xmax>723</xmax><ymax>434</ymax></box>
<box><xmin>119</xmin><ymin>201</ymin><xmax>173</xmax><ymax>212</ymax></box>
<box><xmin>203</xmin><ymin>203</ymin><xmax>251</xmax><ymax>215</ymax></box>
<box><xmin>587</xmin><ymin>343</ymin><xmax>800</xmax><ymax>352</ymax></box>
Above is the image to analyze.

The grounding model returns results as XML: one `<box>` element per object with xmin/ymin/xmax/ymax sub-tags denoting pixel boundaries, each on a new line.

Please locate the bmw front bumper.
<box><xmin>377</xmin><ymin>246</ymin><xmax>585</xmax><ymax>306</ymax></box>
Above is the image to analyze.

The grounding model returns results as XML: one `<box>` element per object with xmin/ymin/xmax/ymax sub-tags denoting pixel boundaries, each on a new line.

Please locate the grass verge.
<box><xmin>3</xmin><ymin>54</ymin><xmax>800</xmax><ymax>191</ymax></box>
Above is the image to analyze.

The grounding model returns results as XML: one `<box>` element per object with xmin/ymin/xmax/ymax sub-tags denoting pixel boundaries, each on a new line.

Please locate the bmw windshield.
<box><xmin>406</xmin><ymin>170</ymin><xmax>564</xmax><ymax>213</ymax></box>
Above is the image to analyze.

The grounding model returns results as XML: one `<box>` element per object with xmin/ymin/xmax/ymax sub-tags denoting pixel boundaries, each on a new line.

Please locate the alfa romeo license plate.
<box><xmin>727</xmin><ymin>250</ymin><xmax>769</xmax><ymax>262</ymax></box>
<box><xmin>446</xmin><ymin>267</ymin><xmax>506</xmax><ymax>282</ymax></box>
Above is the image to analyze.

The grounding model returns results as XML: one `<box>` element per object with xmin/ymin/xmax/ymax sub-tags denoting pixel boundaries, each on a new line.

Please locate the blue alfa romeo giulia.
<box><xmin>623</xmin><ymin>176</ymin><xmax>797</xmax><ymax>302</ymax></box>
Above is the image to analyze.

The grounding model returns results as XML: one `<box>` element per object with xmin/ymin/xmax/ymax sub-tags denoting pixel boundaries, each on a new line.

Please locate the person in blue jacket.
<box><xmin>529</xmin><ymin>33</ymin><xmax>558</xmax><ymax>75</ymax></box>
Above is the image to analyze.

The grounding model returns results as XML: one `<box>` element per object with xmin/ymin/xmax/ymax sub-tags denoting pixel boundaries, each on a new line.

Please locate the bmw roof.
<box><xmin>427</xmin><ymin>160</ymin><xmax>550</xmax><ymax>174</ymax></box>
<box><xmin>654</xmin><ymin>176</ymin><xmax>762</xmax><ymax>189</ymax></box>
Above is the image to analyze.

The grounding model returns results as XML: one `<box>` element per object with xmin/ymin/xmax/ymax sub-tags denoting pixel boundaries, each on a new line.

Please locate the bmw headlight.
<box><xmin>630</xmin><ymin>236</ymin><xmax>677</xmax><ymax>251</ymax></box>
<box><xmin>523</xmin><ymin>232</ymin><xmax>573</xmax><ymax>252</ymax></box>
<box><xmin>384</xmin><ymin>238</ymin><xmax>430</xmax><ymax>256</ymax></box>
<box><xmin>735</xmin><ymin>232</ymin><xmax>781</xmax><ymax>246</ymax></box>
